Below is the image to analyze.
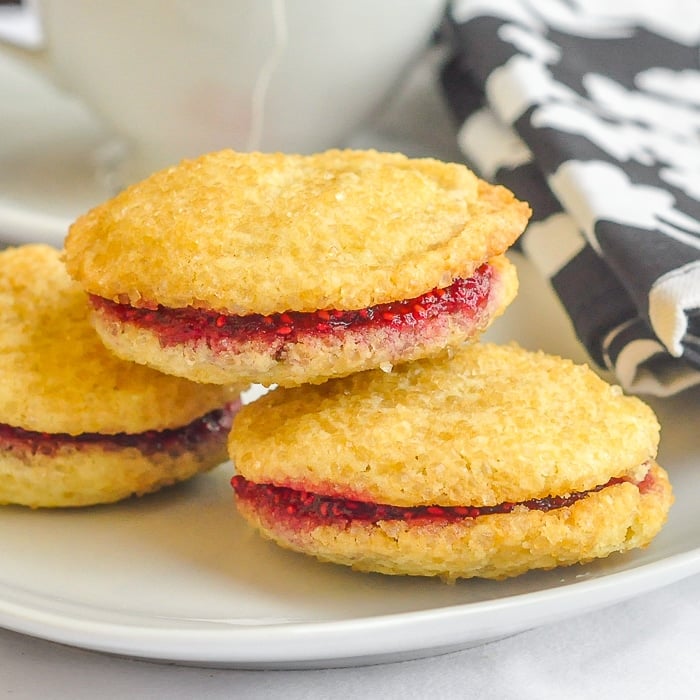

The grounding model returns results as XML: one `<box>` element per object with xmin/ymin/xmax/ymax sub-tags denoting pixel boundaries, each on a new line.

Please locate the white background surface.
<box><xmin>0</xmin><ymin>31</ymin><xmax>699</xmax><ymax>698</ymax></box>
<box><xmin>1</xmin><ymin>573</ymin><xmax>698</xmax><ymax>699</ymax></box>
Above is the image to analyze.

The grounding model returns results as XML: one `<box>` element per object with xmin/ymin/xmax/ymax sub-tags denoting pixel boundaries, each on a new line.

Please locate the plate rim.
<box><xmin>1</xmin><ymin>547</ymin><xmax>699</xmax><ymax>667</ymax></box>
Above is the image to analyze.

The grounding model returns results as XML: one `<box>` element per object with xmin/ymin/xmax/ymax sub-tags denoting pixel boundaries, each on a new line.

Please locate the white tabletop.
<box><xmin>1</xmin><ymin>35</ymin><xmax>699</xmax><ymax>698</ymax></box>
<box><xmin>1</xmin><ymin>574</ymin><xmax>699</xmax><ymax>698</ymax></box>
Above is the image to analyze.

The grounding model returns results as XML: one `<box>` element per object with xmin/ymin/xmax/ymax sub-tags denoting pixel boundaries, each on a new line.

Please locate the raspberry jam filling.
<box><xmin>231</xmin><ymin>471</ymin><xmax>647</xmax><ymax>525</ymax></box>
<box><xmin>0</xmin><ymin>401</ymin><xmax>239</xmax><ymax>458</ymax></box>
<box><xmin>90</xmin><ymin>263</ymin><xmax>494</xmax><ymax>346</ymax></box>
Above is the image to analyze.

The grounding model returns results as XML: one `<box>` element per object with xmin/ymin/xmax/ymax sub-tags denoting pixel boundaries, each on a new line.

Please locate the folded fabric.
<box><xmin>440</xmin><ymin>0</ymin><xmax>700</xmax><ymax>396</ymax></box>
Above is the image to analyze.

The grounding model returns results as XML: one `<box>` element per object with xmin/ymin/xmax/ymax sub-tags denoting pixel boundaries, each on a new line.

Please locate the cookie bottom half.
<box><xmin>232</xmin><ymin>463</ymin><xmax>673</xmax><ymax>581</ymax></box>
<box><xmin>0</xmin><ymin>403</ymin><xmax>238</xmax><ymax>508</ymax></box>
<box><xmin>88</xmin><ymin>257</ymin><xmax>517</xmax><ymax>387</ymax></box>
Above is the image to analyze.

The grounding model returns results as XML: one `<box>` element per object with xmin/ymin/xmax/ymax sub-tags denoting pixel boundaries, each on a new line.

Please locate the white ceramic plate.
<box><xmin>1</xmin><ymin>38</ymin><xmax>698</xmax><ymax>669</ymax></box>
<box><xmin>1</xmin><ymin>254</ymin><xmax>698</xmax><ymax>669</ymax></box>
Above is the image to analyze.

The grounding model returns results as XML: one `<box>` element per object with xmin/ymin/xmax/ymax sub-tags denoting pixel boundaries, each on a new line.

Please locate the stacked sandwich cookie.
<box><xmin>59</xmin><ymin>147</ymin><xmax>672</xmax><ymax>579</ymax></box>
<box><xmin>0</xmin><ymin>245</ymin><xmax>241</xmax><ymax>508</ymax></box>
<box><xmin>229</xmin><ymin>344</ymin><xmax>672</xmax><ymax>580</ymax></box>
<box><xmin>64</xmin><ymin>149</ymin><xmax>526</xmax><ymax>387</ymax></box>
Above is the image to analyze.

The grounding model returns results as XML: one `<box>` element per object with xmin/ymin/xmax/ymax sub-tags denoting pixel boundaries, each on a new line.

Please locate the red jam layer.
<box><xmin>90</xmin><ymin>264</ymin><xmax>494</xmax><ymax>346</ymax></box>
<box><xmin>0</xmin><ymin>401</ymin><xmax>239</xmax><ymax>458</ymax></box>
<box><xmin>231</xmin><ymin>472</ymin><xmax>640</xmax><ymax>525</ymax></box>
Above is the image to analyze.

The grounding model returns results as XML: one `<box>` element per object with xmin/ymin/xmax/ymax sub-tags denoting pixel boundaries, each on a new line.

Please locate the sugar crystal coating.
<box><xmin>64</xmin><ymin>149</ymin><xmax>531</xmax><ymax>315</ymax></box>
<box><xmin>230</xmin><ymin>343</ymin><xmax>660</xmax><ymax>507</ymax></box>
<box><xmin>0</xmin><ymin>245</ymin><xmax>240</xmax><ymax>435</ymax></box>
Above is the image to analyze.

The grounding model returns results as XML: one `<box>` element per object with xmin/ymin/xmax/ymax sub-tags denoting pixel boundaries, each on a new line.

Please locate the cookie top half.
<box><xmin>64</xmin><ymin>149</ymin><xmax>530</xmax><ymax>315</ymax></box>
<box><xmin>230</xmin><ymin>343</ymin><xmax>660</xmax><ymax>507</ymax></box>
<box><xmin>0</xmin><ymin>245</ymin><xmax>239</xmax><ymax>435</ymax></box>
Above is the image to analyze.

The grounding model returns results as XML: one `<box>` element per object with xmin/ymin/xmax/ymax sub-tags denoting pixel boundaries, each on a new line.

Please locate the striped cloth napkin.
<box><xmin>439</xmin><ymin>0</ymin><xmax>700</xmax><ymax>396</ymax></box>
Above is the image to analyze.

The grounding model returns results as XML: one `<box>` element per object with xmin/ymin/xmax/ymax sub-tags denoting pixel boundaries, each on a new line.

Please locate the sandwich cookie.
<box><xmin>64</xmin><ymin>149</ymin><xmax>529</xmax><ymax>387</ymax></box>
<box><xmin>0</xmin><ymin>245</ymin><xmax>241</xmax><ymax>508</ymax></box>
<box><xmin>229</xmin><ymin>343</ymin><xmax>672</xmax><ymax>580</ymax></box>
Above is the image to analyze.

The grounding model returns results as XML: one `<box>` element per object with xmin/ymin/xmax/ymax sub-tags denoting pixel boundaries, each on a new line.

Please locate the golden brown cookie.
<box><xmin>229</xmin><ymin>343</ymin><xmax>673</xmax><ymax>580</ymax></box>
<box><xmin>0</xmin><ymin>245</ymin><xmax>242</xmax><ymax>508</ymax></box>
<box><xmin>64</xmin><ymin>149</ymin><xmax>529</xmax><ymax>387</ymax></box>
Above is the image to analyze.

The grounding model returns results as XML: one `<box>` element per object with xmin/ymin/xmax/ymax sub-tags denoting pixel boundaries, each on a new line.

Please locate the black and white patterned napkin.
<box><xmin>440</xmin><ymin>0</ymin><xmax>700</xmax><ymax>396</ymax></box>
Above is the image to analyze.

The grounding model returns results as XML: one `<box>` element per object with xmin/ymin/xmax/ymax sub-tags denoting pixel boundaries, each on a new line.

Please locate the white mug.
<box><xmin>0</xmin><ymin>0</ymin><xmax>445</xmax><ymax>187</ymax></box>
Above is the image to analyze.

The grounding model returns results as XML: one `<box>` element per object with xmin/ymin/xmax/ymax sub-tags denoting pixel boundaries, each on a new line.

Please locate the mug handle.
<box><xmin>0</xmin><ymin>0</ymin><xmax>49</xmax><ymax>73</ymax></box>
